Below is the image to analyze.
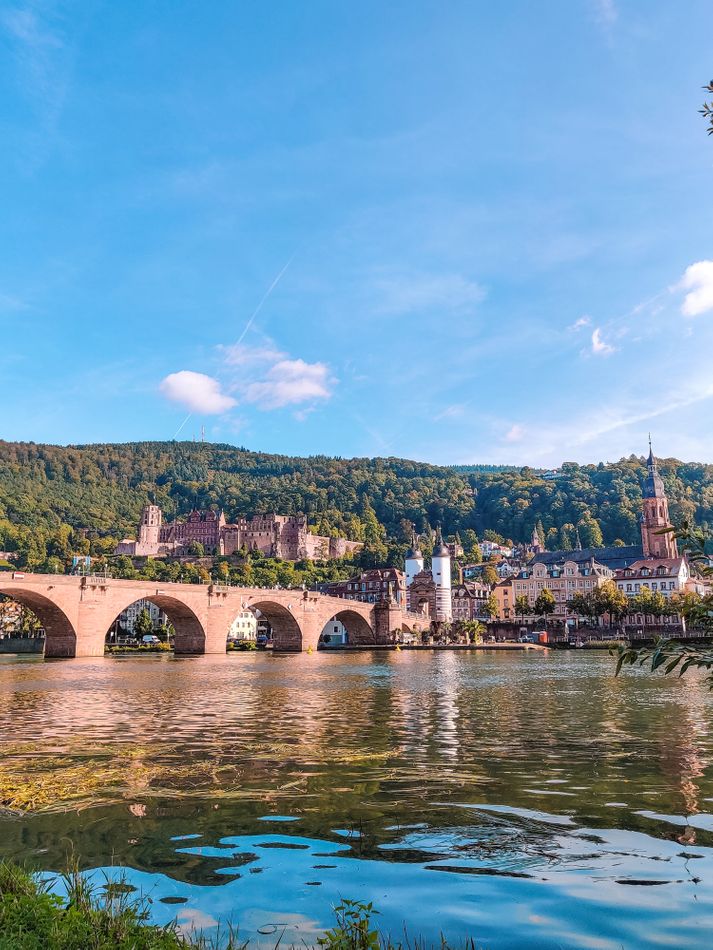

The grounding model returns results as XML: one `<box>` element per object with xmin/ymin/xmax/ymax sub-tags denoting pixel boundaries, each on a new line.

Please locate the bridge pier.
<box><xmin>373</xmin><ymin>599</ymin><xmax>403</xmax><ymax>644</ymax></box>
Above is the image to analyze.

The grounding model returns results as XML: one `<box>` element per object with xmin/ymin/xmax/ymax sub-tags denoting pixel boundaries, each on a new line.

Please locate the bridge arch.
<box><xmin>325</xmin><ymin>608</ymin><xmax>375</xmax><ymax>646</ymax></box>
<box><xmin>0</xmin><ymin>585</ymin><xmax>76</xmax><ymax>657</ymax></box>
<box><xmin>107</xmin><ymin>593</ymin><xmax>206</xmax><ymax>654</ymax></box>
<box><xmin>248</xmin><ymin>600</ymin><xmax>303</xmax><ymax>652</ymax></box>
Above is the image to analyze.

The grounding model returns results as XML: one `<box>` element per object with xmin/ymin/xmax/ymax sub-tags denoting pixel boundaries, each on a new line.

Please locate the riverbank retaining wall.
<box><xmin>0</xmin><ymin>637</ymin><xmax>44</xmax><ymax>654</ymax></box>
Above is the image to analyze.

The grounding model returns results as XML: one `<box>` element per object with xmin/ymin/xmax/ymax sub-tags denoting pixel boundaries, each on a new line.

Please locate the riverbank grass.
<box><xmin>0</xmin><ymin>861</ymin><xmax>191</xmax><ymax>949</ymax></box>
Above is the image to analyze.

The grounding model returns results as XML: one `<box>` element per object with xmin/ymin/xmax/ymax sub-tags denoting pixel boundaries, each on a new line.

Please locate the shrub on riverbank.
<box><xmin>106</xmin><ymin>643</ymin><xmax>172</xmax><ymax>654</ymax></box>
<box><xmin>0</xmin><ymin>861</ymin><xmax>187</xmax><ymax>948</ymax></box>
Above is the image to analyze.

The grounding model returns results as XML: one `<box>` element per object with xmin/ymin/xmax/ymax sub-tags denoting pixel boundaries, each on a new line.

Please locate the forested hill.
<box><xmin>0</xmin><ymin>440</ymin><xmax>712</xmax><ymax>569</ymax></box>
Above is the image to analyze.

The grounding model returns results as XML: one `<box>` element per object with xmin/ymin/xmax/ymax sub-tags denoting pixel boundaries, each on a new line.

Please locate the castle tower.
<box><xmin>138</xmin><ymin>504</ymin><xmax>162</xmax><ymax>548</ymax></box>
<box><xmin>431</xmin><ymin>525</ymin><xmax>452</xmax><ymax>623</ymax></box>
<box><xmin>404</xmin><ymin>527</ymin><xmax>425</xmax><ymax>587</ymax></box>
<box><xmin>640</xmin><ymin>439</ymin><xmax>678</xmax><ymax>559</ymax></box>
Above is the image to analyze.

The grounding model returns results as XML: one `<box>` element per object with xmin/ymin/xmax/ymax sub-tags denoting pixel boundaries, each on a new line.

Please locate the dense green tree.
<box><xmin>460</xmin><ymin>529</ymin><xmax>479</xmax><ymax>558</ymax></box>
<box><xmin>155</xmin><ymin>621</ymin><xmax>173</xmax><ymax>643</ymax></box>
<box><xmin>515</xmin><ymin>594</ymin><xmax>530</xmax><ymax>625</ymax></box>
<box><xmin>670</xmin><ymin>590</ymin><xmax>711</xmax><ymax>628</ymax></box>
<box><xmin>595</xmin><ymin>579</ymin><xmax>629</xmax><ymax>627</ymax></box>
<box><xmin>567</xmin><ymin>591</ymin><xmax>593</xmax><ymax>621</ymax></box>
<box><xmin>577</xmin><ymin>513</ymin><xmax>604</xmax><ymax>548</ymax></box>
<box><xmin>630</xmin><ymin>588</ymin><xmax>670</xmax><ymax>619</ymax></box>
<box><xmin>483</xmin><ymin>593</ymin><xmax>499</xmax><ymax>620</ymax></box>
<box><xmin>134</xmin><ymin>608</ymin><xmax>154</xmax><ymax>639</ymax></box>
<box><xmin>481</xmin><ymin>563</ymin><xmax>498</xmax><ymax>587</ymax></box>
<box><xmin>483</xmin><ymin>530</ymin><xmax>507</xmax><ymax>544</ymax></box>
<box><xmin>534</xmin><ymin>588</ymin><xmax>556</xmax><ymax>625</ymax></box>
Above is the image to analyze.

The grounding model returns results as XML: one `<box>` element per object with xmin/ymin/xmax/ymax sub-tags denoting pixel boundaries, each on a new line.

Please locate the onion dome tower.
<box><xmin>404</xmin><ymin>526</ymin><xmax>425</xmax><ymax>587</ymax></box>
<box><xmin>431</xmin><ymin>525</ymin><xmax>453</xmax><ymax>623</ymax></box>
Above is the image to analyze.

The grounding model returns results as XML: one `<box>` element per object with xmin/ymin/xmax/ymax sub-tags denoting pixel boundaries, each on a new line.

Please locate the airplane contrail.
<box><xmin>234</xmin><ymin>253</ymin><xmax>295</xmax><ymax>348</ymax></box>
<box><xmin>172</xmin><ymin>412</ymin><xmax>192</xmax><ymax>439</ymax></box>
<box><xmin>169</xmin><ymin>254</ymin><xmax>295</xmax><ymax>439</ymax></box>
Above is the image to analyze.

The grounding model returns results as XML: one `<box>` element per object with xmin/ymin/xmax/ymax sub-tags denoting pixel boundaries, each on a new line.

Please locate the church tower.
<box><xmin>640</xmin><ymin>440</ymin><xmax>678</xmax><ymax>559</ymax></box>
<box><xmin>530</xmin><ymin>526</ymin><xmax>543</xmax><ymax>554</ymax></box>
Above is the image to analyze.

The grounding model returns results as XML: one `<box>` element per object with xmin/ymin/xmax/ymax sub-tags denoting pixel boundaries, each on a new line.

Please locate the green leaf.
<box><xmin>664</xmin><ymin>656</ymin><xmax>682</xmax><ymax>674</ymax></box>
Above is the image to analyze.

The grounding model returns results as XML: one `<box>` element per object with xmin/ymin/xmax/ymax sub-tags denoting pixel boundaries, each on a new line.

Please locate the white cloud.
<box><xmin>592</xmin><ymin>0</ymin><xmax>618</xmax><ymax>25</ymax></box>
<box><xmin>591</xmin><ymin>327</ymin><xmax>615</xmax><ymax>356</ymax></box>
<box><xmin>680</xmin><ymin>260</ymin><xmax>713</xmax><ymax>317</ymax></box>
<box><xmin>373</xmin><ymin>273</ymin><xmax>485</xmax><ymax>315</ymax></box>
<box><xmin>568</xmin><ymin>315</ymin><xmax>591</xmax><ymax>331</ymax></box>
<box><xmin>160</xmin><ymin>371</ymin><xmax>236</xmax><ymax>414</ymax></box>
<box><xmin>245</xmin><ymin>359</ymin><xmax>334</xmax><ymax>410</ymax></box>
<box><xmin>504</xmin><ymin>424</ymin><xmax>524</xmax><ymax>443</ymax></box>
<box><xmin>219</xmin><ymin>342</ymin><xmax>286</xmax><ymax>366</ymax></box>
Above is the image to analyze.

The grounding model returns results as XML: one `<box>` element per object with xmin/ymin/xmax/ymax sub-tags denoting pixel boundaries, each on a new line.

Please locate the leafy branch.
<box><xmin>702</xmin><ymin>81</ymin><xmax>713</xmax><ymax>135</ymax></box>
<box><xmin>615</xmin><ymin>638</ymin><xmax>713</xmax><ymax>688</ymax></box>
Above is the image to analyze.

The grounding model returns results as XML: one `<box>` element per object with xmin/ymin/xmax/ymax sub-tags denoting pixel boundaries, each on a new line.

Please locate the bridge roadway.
<box><xmin>0</xmin><ymin>572</ymin><xmax>425</xmax><ymax>658</ymax></box>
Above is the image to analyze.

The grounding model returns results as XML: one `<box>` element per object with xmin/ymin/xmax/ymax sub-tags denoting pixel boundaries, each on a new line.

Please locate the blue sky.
<box><xmin>1</xmin><ymin>1</ymin><xmax>712</xmax><ymax>466</ymax></box>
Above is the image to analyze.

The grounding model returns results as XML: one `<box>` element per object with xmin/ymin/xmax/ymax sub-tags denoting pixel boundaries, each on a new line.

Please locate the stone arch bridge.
<box><xmin>0</xmin><ymin>572</ymin><xmax>426</xmax><ymax>658</ymax></box>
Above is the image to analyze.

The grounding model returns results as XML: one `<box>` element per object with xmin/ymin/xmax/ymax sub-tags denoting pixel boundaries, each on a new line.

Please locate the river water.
<box><xmin>1</xmin><ymin>649</ymin><xmax>713</xmax><ymax>948</ymax></box>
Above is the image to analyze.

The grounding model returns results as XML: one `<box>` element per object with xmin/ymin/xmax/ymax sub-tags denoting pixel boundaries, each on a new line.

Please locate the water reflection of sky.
<box><xmin>3</xmin><ymin>651</ymin><xmax>713</xmax><ymax>947</ymax></box>
<box><xmin>44</xmin><ymin>807</ymin><xmax>713</xmax><ymax>950</ymax></box>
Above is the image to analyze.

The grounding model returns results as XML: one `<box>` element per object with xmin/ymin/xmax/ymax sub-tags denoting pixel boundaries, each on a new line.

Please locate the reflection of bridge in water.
<box><xmin>0</xmin><ymin>572</ymin><xmax>427</xmax><ymax>657</ymax></box>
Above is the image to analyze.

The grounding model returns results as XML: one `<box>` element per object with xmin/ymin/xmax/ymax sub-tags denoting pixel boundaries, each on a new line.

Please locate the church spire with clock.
<box><xmin>640</xmin><ymin>438</ymin><xmax>678</xmax><ymax>559</ymax></box>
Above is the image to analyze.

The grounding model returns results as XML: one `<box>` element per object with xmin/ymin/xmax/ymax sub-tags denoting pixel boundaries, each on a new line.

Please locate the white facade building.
<box><xmin>228</xmin><ymin>610</ymin><xmax>258</xmax><ymax>641</ymax></box>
